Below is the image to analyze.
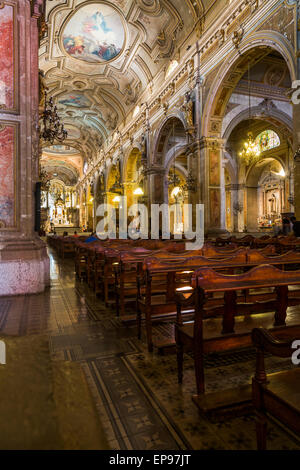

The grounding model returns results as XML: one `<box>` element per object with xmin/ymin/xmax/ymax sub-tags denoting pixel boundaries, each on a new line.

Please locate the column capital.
<box><xmin>145</xmin><ymin>165</ymin><xmax>166</xmax><ymax>176</ymax></box>
<box><xmin>199</xmin><ymin>137</ymin><xmax>225</xmax><ymax>150</ymax></box>
<box><xmin>230</xmin><ymin>184</ymin><xmax>245</xmax><ymax>191</ymax></box>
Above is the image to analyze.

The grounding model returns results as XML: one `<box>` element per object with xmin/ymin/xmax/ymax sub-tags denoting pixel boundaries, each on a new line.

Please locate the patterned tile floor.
<box><xmin>0</xmin><ymin>248</ymin><xmax>300</xmax><ymax>450</ymax></box>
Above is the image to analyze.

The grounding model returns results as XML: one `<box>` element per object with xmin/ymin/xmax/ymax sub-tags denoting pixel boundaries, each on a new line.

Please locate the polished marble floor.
<box><xmin>0</xmin><ymin>248</ymin><xmax>300</xmax><ymax>450</ymax></box>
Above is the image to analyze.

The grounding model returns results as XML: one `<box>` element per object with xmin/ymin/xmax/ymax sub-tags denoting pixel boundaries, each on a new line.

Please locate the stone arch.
<box><xmin>164</xmin><ymin>145</ymin><xmax>189</xmax><ymax>174</ymax></box>
<box><xmin>222</xmin><ymin>106</ymin><xmax>293</xmax><ymax>144</ymax></box>
<box><xmin>202</xmin><ymin>31</ymin><xmax>296</xmax><ymax>138</ymax></box>
<box><xmin>245</xmin><ymin>156</ymin><xmax>287</xmax><ymax>231</ymax></box>
<box><xmin>123</xmin><ymin>147</ymin><xmax>143</xmax><ymax>207</ymax></box>
<box><xmin>152</xmin><ymin>114</ymin><xmax>187</xmax><ymax>166</ymax></box>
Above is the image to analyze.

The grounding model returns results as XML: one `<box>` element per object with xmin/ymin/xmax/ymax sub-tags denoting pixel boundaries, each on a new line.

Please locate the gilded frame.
<box><xmin>59</xmin><ymin>0</ymin><xmax>128</xmax><ymax>65</ymax></box>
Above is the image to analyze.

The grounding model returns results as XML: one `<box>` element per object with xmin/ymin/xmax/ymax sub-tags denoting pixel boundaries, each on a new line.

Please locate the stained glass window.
<box><xmin>255</xmin><ymin>130</ymin><xmax>280</xmax><ymax>153</ymax></box>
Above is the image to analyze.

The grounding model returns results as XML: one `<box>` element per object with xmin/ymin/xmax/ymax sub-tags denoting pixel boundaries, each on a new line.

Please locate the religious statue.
<box><xmin>268</xmin><ymin>193</ymin><xmax>278</xmax><ymax>214</ymax></box>
<box><xmin>232</xmin><ymin>27</ymin><xmax>244</xmax><ymax>49</ymax></box>
<box><xmin>39</xmin><ymin>70</ymin><xmax>48</xmax><ymax>108</ymax></box>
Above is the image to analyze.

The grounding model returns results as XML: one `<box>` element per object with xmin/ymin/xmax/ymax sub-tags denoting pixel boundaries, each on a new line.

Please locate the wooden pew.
<box><xmin>114</xmin><ymin>249</ymin><xmax>171</xmax><ymax>318</ymax></box>
<box><xmin>252</xmin><ymin>327</ymin><xmax>300</xmax><ymax>450</ymax></box>
<box><xmin>203</xmin><ymin>243</ymin><xmax>275</xmax><ymax>258</ymax></box>
<box><xmin>215</xmin><ymin>235</ymin><xmax>237</xmax><ymax>246</ymax></box>
<box><xmin>139</xmin><ymin>250</ymin><xmax>248</xmax><ymax>352</ymax></box>
<box><xmin>276</xmin><ymin>237</ymin><xmax>300</xmax><ymax>254</ymax></box>
<box><xmin>74</xmin><ymin>240</ymin><xmax>88</xmax><ymax>280</ymax></box>
<box><xmin>138</xmin><ymin>248</ymin><xmax>300</xmax><ymax>353</ymax></box>
<box><xmin>85</xmin><ymin>239</ymin><xmax>185</xmax><ymax>299</ymax></box>
<box><xmin>102</xmin><ymin>246</ymin><xmax>151</xmax><ymax>305</ymax></box>
<box><xmin>113</xmin><ymin>244</ymin><xmax>206</xmax><ymax>315</ymax></box>
<box><xmin>175</xmin><ymin>265</ymin><xmax>300</xmax><ymax>403</ymax></box>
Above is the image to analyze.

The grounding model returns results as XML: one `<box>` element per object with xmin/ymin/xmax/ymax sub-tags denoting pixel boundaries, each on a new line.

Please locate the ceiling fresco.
<box><xmin>41</xmin><ymin>145</ymin><xmax>84</xmax><ymax>186</ymax></box>
<box><xmin>62</xmin><ymin>3</ymin><xmax>126</xmax><ymax>63</ymax></box>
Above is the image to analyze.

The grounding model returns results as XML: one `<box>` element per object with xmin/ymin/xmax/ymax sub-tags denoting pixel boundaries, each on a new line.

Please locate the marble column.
<box><xmin>148</xmin><ymin>167</ymin><xmax>166</xmax><ymax>205</ymax></box>
<box><xmin>200</xmin><ymin>137</ymin><xmax>227</xmax><ymax>235</ymax></box>
<box><xmin>0</xmin><ymin>0</ymin><xmax>50</xmax><ymax>296</ymax></box>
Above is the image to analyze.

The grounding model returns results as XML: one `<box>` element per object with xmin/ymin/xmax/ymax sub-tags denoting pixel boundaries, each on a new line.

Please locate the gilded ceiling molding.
<box><xmin>135</xmin><ymin>0</ymin><xmax>161</xmax><ymax>15</ymax></box>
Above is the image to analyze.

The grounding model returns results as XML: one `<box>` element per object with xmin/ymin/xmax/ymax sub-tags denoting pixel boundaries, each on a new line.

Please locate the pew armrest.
<box><xmin>175</xmin><ymin>288</ymin><xmax>195</xmax><ymax>326</ymax></box>
<box><xmin>252</xmin><ymin>327</ymin><xmax>296</xmax><ymax>359</ymax></box>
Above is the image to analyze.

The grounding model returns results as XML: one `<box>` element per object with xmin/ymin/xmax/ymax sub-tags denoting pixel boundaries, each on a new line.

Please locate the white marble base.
<box><xmin>0</xmin><ymin>257</ymin><xmax>49</xmax><ymax>296</ymax></box>
<box><xmin>0</xmin><ymin>239</ymin><xmax>50</xmax><ymax>296</ymax></box>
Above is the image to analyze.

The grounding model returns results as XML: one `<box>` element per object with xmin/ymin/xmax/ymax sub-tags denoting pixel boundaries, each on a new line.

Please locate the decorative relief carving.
<box><xmin>258</xmin><ymin>3</ymin><xmax>295</xmax><ymax>47</ymax></box>
<box><xmin>155</xmin><ymin>21</ymin><xmax>183</xmax><ymax>62</ymax></box>
<box><xmin>264</xmin><ymin>65</ymin><xmax>286</xmax><ymax>87</ymax></box>
<box><xmin>232</xmin><ymin>26</ymin><xmax>244</xmax><ymax>49</ymax></box>
<box><xmin>182</xmin><ymin>91</ymin><xmax>194</xmax><ymax>131</ymax></box>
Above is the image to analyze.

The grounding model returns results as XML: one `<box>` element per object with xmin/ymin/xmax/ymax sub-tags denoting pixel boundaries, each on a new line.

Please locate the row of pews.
<box><xmin>48</xmin><ymin>233</ymin><xmax>300</xmax><ymax>449</ymax></box>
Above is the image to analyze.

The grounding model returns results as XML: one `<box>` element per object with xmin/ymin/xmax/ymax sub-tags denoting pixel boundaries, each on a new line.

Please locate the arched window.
<box><xmin>255</xmin><ymin>130</ymin><xmax>280</xmax><ymax>153</ymax></box>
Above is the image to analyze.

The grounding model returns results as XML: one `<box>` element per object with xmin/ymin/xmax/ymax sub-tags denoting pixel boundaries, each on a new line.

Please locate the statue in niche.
<box><xmin>141</xmin><ymin>133</ymin><xmax>147</xmax><ymax>163</ymax></box>
<box><xmin>183</xmin><ymin>92</ymin><xmax>194</xmax><ymax>128</ymax></box>
<box><xmin>268</xmin><ymin>193</ymin><xmax>278</xmax><ymax>214</ymax></box>
<box><xmin>96</xmin><ymin>173</ymin><xmax>104</xmax><ymax>203</ymax></box>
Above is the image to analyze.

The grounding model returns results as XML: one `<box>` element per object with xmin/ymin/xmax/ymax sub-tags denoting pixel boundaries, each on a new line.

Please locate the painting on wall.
<box><xmin>0</xmin><ymin>5</ymin><xmax>14</xmax><ymax>110</ymax></box>
<box><xmin>58</xmin><ymin>92</ymin><xmax>91</xmax><ymax>108</ymax></box>
<box><xmin>62</xmin><ymin>3</ymin><xmax>125</xmax><ymax>63</ymax></box>
<box><xmin>0</xmin><ymin>125</ymin><xmax>15</xmax><ymax>228</ymax></box>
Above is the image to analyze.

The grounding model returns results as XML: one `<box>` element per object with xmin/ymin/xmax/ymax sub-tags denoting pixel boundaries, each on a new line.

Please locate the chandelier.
<box><xmin>239</xmin><ymin>131</ymin><xmax>260</xmax><ymax>166</ymax></box>
<box><xmin>182</xmin><ymin>171</ymin><xmax>196</xmax><ymax>192</ymax></box>
<box><xmin>239</xmin><ymin>61</ymin><xmax>260</xmax><ymax>166</ymax></box>
<box><xmin>168</xmin><ymin>168</ymin><xmax>181</xmax><ymax>188</ymax></box>
<box><xmin>39</xmin><ymin>92</ymin><xmax>68</xmax><ymax>144</ymax></box>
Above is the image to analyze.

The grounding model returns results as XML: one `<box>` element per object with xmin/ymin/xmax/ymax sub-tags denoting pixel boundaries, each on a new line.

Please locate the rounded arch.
<box><xmin>245</xmin><ymin>156</ymin><xmax>288</xmax><ymax>232</ymax></box>
<box><xmin>246</xmin><ymin>154</ymin><xmax>287</xmax><ymax>185</ymax></box>
<box><xmin>164</xmin><ymin>145</ymin><xmax>189</xmax><ymax>174</ymax></box>
<box><xmin>122</xmin><ymin>147</ymin><xmax>143</xmax><ymax>207</ymax></box>
<box><xmin>152</xmin><ymin>114</ymin><xmax>187</xmax><ymax>166</ymax></box>
<box><xmin>122</xmin><ymin>146</ymin><xmax>142</xmax><ymax>182</ymax></box>
<box><xmin>202</xmin><ymin>31</ymin><xmax>296</xmax><ymax>137</ymax></box>
<box><xmin>222</xmin><ymin>106</ymin><xmax>293</xmax><ymax>143</ymax></box>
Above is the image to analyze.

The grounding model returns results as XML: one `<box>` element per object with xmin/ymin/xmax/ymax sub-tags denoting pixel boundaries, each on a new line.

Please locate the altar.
<box><xmin>50</xmin><ymin>197</ymin><xmax>73</xmax><ymax>227</ymax></box>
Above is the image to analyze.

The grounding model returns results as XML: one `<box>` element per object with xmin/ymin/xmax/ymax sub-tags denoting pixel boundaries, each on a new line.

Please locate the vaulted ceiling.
<box><xmin>39</xmin><ymin>0</ymin><xmax>219</xmax><ymax>178</ymax></box>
